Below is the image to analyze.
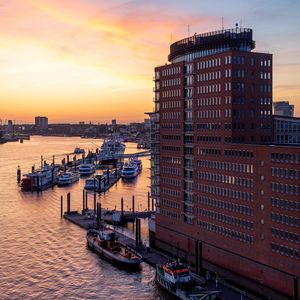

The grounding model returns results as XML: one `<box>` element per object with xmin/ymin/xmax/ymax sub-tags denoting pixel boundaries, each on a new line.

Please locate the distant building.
<box><xmin>79</xmin><ymin>121</ymin><xmax>85</xmax><ymax>125</ymax></box>
<box><xmin>274</xmin><ymin>115</ymin><xmax>300</xmax><ymax>144</ymax></box>
<box><xmin>35</xmin><ymin>116</ymin><xmax>48</xmax><ymax>129</ymax></box>
<box><xmin>7</xmin><ymin>120</ymin><xmax>13</xmax><ymax>133</ymax></box>
<box><xmin>112</xmin><ymin>119</ymin><xmax>117</xmax><ymax>126</ymax></box>
<box><xmin>274</xmin><ymin>101</ymin><xmax>294</xmax><ymax>117</ymax></box>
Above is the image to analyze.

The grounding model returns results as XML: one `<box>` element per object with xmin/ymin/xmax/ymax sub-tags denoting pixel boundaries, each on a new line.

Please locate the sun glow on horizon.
<box><xmin>0</xmin><ymin>0</ymin><xmax>300</xmax><ymax>123</ymax></box>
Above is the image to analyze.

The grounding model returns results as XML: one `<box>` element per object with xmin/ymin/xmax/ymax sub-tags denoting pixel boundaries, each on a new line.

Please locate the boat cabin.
<box><xmin>162</xmin><ymin>261</ymin><xmax>191</xmax><ymax>284</ymax></box>
<box><xmin>98</xmin><ymin>229</ymin><xmax>116</xmax><ymax>241</ymax></box>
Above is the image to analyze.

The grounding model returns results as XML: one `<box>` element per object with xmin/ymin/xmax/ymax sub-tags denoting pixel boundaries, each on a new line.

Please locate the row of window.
<box><xmin>196</xmin><ymin>110</ymin><xmax>221</xmax><ymax>119</ymax></box>
<box><xmin>196</xmin><ymin>58</ymin><xmax>221</xmax><ymax>70</ymax></box>
<box><xmin>196</xmin><ymin>97</ymin><xmax>221</xmax><ymax>106</ymax></box>
<box><xmin>161</xmin><ymin>198</ymin><xmax>180</xmax><ymax>209</ymax></box>
<box><xmin>161</xmin><ymin>66</ymin><xmax>181</xmax><ymax>77</ymax></box>
<box><xmin>161</xmin><ymin>156</ymin><xmax>181</xmax><ymax>165</ymax></box>
<box><xmin>161</xmin><ymin>166</ymin><xmax>181</xmax><ymax>175</ymax></box>
<box><xmin>198</xmin><ymin>208</ymin><xmax>254</xmax><ymax>230</ymax></box>
<box><xmin>197</xmin><ymin>160</ymin><xmax>254</xmax><ymax>174</ymax></box>
<box><xmin>161</xmin><ymin>100</ymin><xmax>181</xmax><ymax>109</ymax></box>
<box><xmin>162</xmin><ymin>89</ymin><xmax>181</xmax><ymax>98</ymax></box>
<box><xmin>161</xmin><ymin>112</ymin><xmax>181</xmax><ymax>120</ymax></box>
<box><xmin>197</xmin><ymin>136</ymin><xmax>221</xmax><ymax>143</ymax></box>
<box><xmin>161</xmin><ymin>124</ymin><xmax>180</xmax><ymax>130</ymax></box>
<box><xmin>197</xmin><ymin>71</ymin><xmax>221</xmax><ymax>82</ymax></box>
<box><xmin>198</xmin><ymin>148</ymin><xmax>222</xmax><ymax>156</ymax></box>
<box><xmin>198</xmin><ymin>172</ymin><xmax>254</xmax><ymax>188</ymax></box>
<box><xmin>271</xmin><ymin>197</ymin><xmax>300</xmax><ymax>212</ymax></box>
<box><xmin>271</xmin><ymin>167</ymin><xmax>300</xmax><ymax>180</ymax></box>
<box><xmin>162</xmin><ymin>135</ymin><xmax>181</xmax><ymax>140</ymax></box>
<box><xmin>260</xmin><ymin>84</ymin><xmax>272</xmax><ymax>93</ymax></box>
<box><xmin>271</xmin><ymin>243</ymin><xmax>298</xmax><ymax>260</ymax></box>
<box><xmin>260</xmin><ymin>72</ymin><xmax>271</xmax><ymax>80</ymax></box>
<box><xmin>197</xmin><ymin>184</ymin><xmax>254</xmax><ymax>202</ymax></box>
<box><xmin>161</xmin><ymin>209</ymin><xmax>180</xmax><ymax>219</ymax></box>
<box><xmin>161</xmin><ymin>146</ymin><xmax>180</xmax><ymax>152</ymax></box>
<box><xmin>197</xmin><ymin>220</ymin><xmax>254</xmax><ymax>244</ymax></box>
<box><xmin>271</xmin><ymin>153</ymin><xmax>299</xmax><ymax>164</ymax></box>
<box><xmin>271</xmin><ymin>227</ymin><xmax>298</xmax><ymax>244</ymax></box>
<box><xmin>197</xmin><ymin>195</ymin><xmax>253</xmax><ymax>216</ymax></box>
<box><xmin>271</xmin><ymin>182</ymin><xmax>299</xmax><ymax>196</ymax></box>
<box><xmin>271</xmin><ymin>213</ymin><xmax>299</xmax><ymax>227</ymax></box>
<box><xmin>161</xmin><ymin>188</ymin><xmax>181</xmax><ymax>198</ymax></box>
<box><xmin>260</xmin><ymin>97</ymin><xmax>272</xmax><ymax>105</ymax></box>
<box><xmin>162</xmin><ymin>78</ymin><xmax>181</xmax><ymax>87</ymax></box>
<box><xmin>161</xmin><ymin>177</ymin><xmax>180</xmax><ymax>186</ymax></box>
<box><xmin>196</xmin><ymin>123</ymin><xmax>221</xmax><ymax>130</ymax></box>
<box><xmin>224</xmin><ymin>149</ymin><xmax>254</xmax><ymax>159</ymax></box>
<box><xmin>197</xmin><ymin>84</ymin><xmax>221</xmax><ymax>94</ymax></box>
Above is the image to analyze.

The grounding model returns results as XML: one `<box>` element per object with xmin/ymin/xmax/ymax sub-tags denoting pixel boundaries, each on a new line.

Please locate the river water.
<box><xmin>0</xmin><ymin>136</ymin><xmax>170</xmax><ymax>300</ymax></box>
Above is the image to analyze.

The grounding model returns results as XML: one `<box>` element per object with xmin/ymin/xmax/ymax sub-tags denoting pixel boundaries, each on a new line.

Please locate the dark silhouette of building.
<box><xmin>274</xmin><ymin>101</ymin><xmax>294</xmax><ymax>117</ymax></box>
<box><xmin>35</xmin><ymin>116</ymin><xmax>48</xmax><ymax>129</ymax></box>
<box><xmin>152</xmin><ymin>27</ymin><xmax>300</xmax><ymax>298</ymax></box>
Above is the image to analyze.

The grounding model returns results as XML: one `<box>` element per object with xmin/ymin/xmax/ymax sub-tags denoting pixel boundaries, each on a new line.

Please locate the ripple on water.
<box><xmin>0</xmin><ymin>137</ymin><xmax>168</xmax><ymax>300</ymax></box>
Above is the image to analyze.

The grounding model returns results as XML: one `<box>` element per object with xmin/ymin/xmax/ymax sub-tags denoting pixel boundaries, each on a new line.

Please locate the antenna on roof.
<box><xmin>188</xmin><ymin>24</ymin><xmax>190</xmax><ymax>38</ymax></box>
<box><xmin>235</xmin><ymin>23</ymin><xmax>238</xmax><ymax>32</ymax></box>
<box><xmin>222</xmin><ymin>16</ymin><xmax>224</xmax><ymax>31</ymax></box>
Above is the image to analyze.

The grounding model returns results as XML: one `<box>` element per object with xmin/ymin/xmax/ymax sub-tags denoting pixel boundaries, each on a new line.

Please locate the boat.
<box><xmin>74</xmin><ymin>147</ymin><xmax>85</xmax><ymax>154</ymax></box>
<box><xmin>21</xmin><ymin>164</ymin><xmax>61</xmax><ymax>191</ymax></box>
<box><xmin>96</xmin><ymin>135</ymin><xmax>126</xmax><ymax>165</ymax></box>
<box><xmin>155</xmin><ymin>260</ymin><xmax>222</xmax><ymax>300</ymax></box>
<box><xmin>86</xmin><ymin>228</ymin><xmax>142</xmax><ymax>268</ymax></box>
<box><xmin>132</xmin><ymin>157</ymin><xmax>142</xmax><ymax>171</ymax></box>
<box><xmin>78</xmin><ymin>163</ymin><xmax>95</xmax><ymax>176</ymax></box>
<box><xmin>121</xmin><ymin>159</ymin><xmax>139</xmax><ymax>179</ymax></box>
<box><xmin>85</xmin><ymin>170</ymin><xmax>120</xmax><ymax>190</ymax></box>
<box><xmin>57</xmin><ymin>171</ymin><xmax>80</xmax><ymax>186</ymax></box>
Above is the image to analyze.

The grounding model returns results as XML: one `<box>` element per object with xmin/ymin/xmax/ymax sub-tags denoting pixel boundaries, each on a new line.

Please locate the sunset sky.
<box><xmin>0</xmin><ymin>0</ymin><xmax>299</xmax><ymax>123</ymax></box>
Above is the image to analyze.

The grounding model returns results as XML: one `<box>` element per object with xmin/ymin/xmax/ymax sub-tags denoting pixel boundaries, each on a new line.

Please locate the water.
<box><xmin>0</xmin><ymin>136</ymin><xmax>171</xmax><ymax>300</ymax></box>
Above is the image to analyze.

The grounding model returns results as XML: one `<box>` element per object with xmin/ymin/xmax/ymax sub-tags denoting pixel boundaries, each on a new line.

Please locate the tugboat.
<box><xmin>156</xmin><ymin>260</ymin><xmax>222</xmax><ymax>300</ymax></box>
<box><xmin>86</xmin><ymin>228</ymin><xmax>142</xmax><ymax>268</ymax></box>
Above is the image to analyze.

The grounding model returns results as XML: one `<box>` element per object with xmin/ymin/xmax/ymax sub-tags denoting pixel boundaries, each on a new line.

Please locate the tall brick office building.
<box><xmin>152</xmin><ymin>27</ymin><xmax>299</xmax><ymax>298</ymax></box>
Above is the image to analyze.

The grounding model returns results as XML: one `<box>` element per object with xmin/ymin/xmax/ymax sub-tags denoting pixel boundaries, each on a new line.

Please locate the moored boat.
<box><xmin>79</xmin><ymin>163</ymin><xmax>95</xmax><ymax>176</ymax></box>
<box><xmin>74</xmin><ymin>147</ymin><xmax>85</xmax><ymax>154</ymax></box>
<box><xmin>155</xmin><ymin>260</ymin><xmax>222</xmax><ymax>300</ymax></box>
<box><xmin>86</xmin><ymin>228</ymin><xmax>142</xmax><ymax>268</ymax></box>
<box><xmin>121</xmin><ymin>159</ymin><xmax>139</xmax><ymax>179</ymax></box>
<box><xmin>57</xmin><ymin>171</ymin><xmax>80</xmax><ymax>186</ymax></box>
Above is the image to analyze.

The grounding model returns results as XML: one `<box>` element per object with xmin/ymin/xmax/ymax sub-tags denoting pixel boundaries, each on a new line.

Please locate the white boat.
<box><xmin>86</xmin><ymin>228</ymin><xmax>142</xmax><ymax>268</ymax></box>
<box><xmin>85</xmin><ymin>170</ymin><xmax>119</xmax><ymax>190</ymax></box>
<box><xmin>121</xmin><ymin>160</ymin><xmax>139</xmax><ymax>179</ymax></box>
<box><xmin>21</xmin><ymin>164</ymin><xmax>61</xmax><ymax>191</ymax></box>
<box><xmin>156</xmin><ymin>260</ymin><xmax>222</xmax><ymax>300</ymax></box>
<box><xmin>132</xmin><ymin>157</ymin><xmax>142</xmax><ymax>171</ymax></box>
<box><xmin>79</xmin><ymin>163</ymin><xmax>95</xmax><ymax>176</ymax></box>
<box><xmin>57</xmin><ymin>171</ymin><xmax>80</xmax><ymax>186</ymax></box>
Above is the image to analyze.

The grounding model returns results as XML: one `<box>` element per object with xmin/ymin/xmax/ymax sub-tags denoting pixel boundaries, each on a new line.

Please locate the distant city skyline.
<box><xmin>0</xmin><ymin>0</ymin><xmax>300</xmax><ymax>122</ymax></box>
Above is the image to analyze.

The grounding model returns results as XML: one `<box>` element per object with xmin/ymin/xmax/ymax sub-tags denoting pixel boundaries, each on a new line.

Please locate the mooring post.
<box><xmin>97</xmin><ymin>203</ymin><xmax>100</xmax><ymax>227</ymax></box>
<box><xmin>41</xmin><ymin>155</ymin><xmax>43</xmax><ymax>169</ymax></box>
<box><xmin>294</xmin><ymin>277</ymin><xmax>298</xmax><ymax>300</ymax></box>
<box><xmin>132</xmin><ymin>195</ymin><xmax>135</xmax><ymax>213</ymax></box>
<box><xmin>85</xmin><ymin>191</ymin><xmax>88</xmax><ymax>210</ymax></box>
<box><xmin>135</xmin><ymin>218</ymin><xmax>139</xmax><ymax>247</ymax></box>
<box><xmin>67</xmin><ymin>192</ymin><xmax>70</xmax><ymax>213</ymax></box>
<box><xmin>93</xmin><ymin>177</ymin><xmax>96</xmax><ymax>191</ymax></box>
<box><xmin>94</xmin><ymin>192</ymin><xmax>96</xmax><ymax>215</ymax></box>
<box><xmin>151</xmin><ymin>197</ymin><xmax>154</xmax><ymax>211</ymax></box>
<box><xmin>52</xmin><ymin>155</ymin><xmax>55</xmax><ymax>165</ymax></box>
<box><xmin>147</xmin><ymin>191</ymin><xmax>150</xmax><ymax>211</ymax></box>
<box><xmin>67</xmin><ymin>155</ymin><xmax>69</xmax><ymax>164</ymax></box>
<box><xmin>82</xmin><ymin>190</ymin><xmax>85</xmax><ymax>210</ymax></box>
<box><xmin>17</xmin><ymin>166</ymin><xmax>21</xmax><ymax>183</ymax></box>
<box><xmin>107</xmin><ymin>168</ymin><xmax>109</xmax><ymax>184</ymax></box>
<box><xmin>99</xmin><ymin>203</ymin><xmax>102</xmax><ymax>223</ymax></box>
<box><xmin>121</xmin><ymin>197</ymin><xmax>124</xmax><ymax>218</ymax></box>
<box><xmin>60</xmin><ymin>195</ymin><xmax>63</xmax><ymax>218</ymax></box>
<box><xmin>98</xmin><ymin>176</ymin><xmax>101</xmax><ymax>192</ymax></box>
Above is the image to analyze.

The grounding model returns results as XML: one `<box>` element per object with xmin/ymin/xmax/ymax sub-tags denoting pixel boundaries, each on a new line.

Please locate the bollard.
<box><xmin>121</xmin><ymin>197</ymin><xmax>124</xmax><ymax>218</ymax></box>
<box><xmin>147</xmin><ymin>191</ymin><xmax>150</xmax><ymax>211</ymax></box>
<box><xmin>60</xmin><ymin>195</ymin><xmax>63</xmax><ymax>218</ymax></box>
<box><xmin>132</xmin><ymin>195</ymin><xmax>135</xmax><ymax>214</ymax></box>
<box><xmin>67</xmin><ymin>192</ymin><xmax>71</xmax><ymax>213</ymax></box>
<box><xmin>94</xmin><ymin>192</ymin><xmax>96</xmax><ymax>215</ymax></box>
<box><xmin>17</xmin><ymin>166</ymin><xmax>21</xmax><ymax>183</ymax></box>
<box><xmin>85</xmin><ymin>191</ymin><xmax>88</xmax><ymax>210</ymax></box>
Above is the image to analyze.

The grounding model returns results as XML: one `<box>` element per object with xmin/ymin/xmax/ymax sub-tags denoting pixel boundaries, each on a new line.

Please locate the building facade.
<box><xmin>274</xmin><ymin>115</ymin><xmax>300</xmax><ymax>145</ymax></box>
<box><xmin>35</xmin><ymin>116</ymin><xmax>48</xmax><ymax>129</ymax></box>
<box><xmin>152</xmin><ymin>28</ymin><xmax>300</xmax><ymax>298</ymax></box>
<box><xmin>274</xmin><ymin>101</ymin><xmax>294</xmax><ymax>117</ymax></box>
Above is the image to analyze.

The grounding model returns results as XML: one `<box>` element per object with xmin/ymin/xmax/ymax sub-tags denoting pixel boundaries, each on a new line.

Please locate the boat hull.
<box><xmin>87</xmin><ymin>237</ymin><xmax>142</xmax><ymax>268</ymax></box>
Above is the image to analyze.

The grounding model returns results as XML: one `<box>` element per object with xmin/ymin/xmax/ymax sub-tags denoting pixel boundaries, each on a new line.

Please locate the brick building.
<box><xmin>152</xmin><ymin>27</ymin><xmax>300</xmax><ymax>299</ymax></box>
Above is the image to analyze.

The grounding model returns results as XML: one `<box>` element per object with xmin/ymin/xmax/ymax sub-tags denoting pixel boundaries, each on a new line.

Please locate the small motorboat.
<box><xmin>57</xmin><ymin>171</ymin><xmax>80</xmax><ymax>186</ymax></box>
<box><xmin>79</xmin><ymin>163</ymin><xmax>95</xmax><ymax>176</ymax></box>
